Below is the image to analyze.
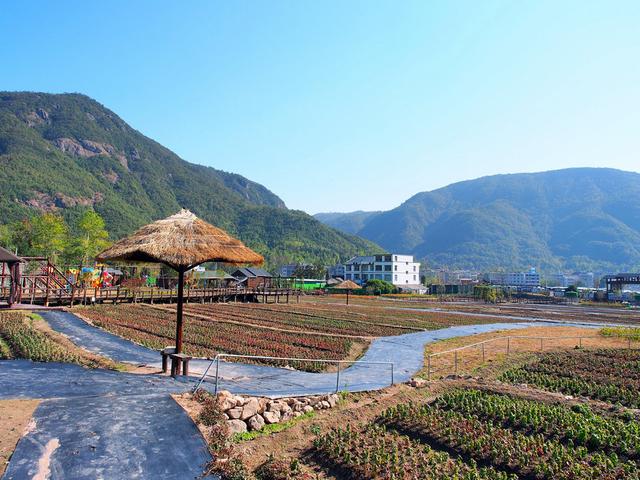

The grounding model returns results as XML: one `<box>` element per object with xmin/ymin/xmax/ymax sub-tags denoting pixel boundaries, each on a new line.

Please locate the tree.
<box><xmin>29</xmin><ymin>213</ymin><xmax>69</xmax><ymax>263</ymax></box>
<box><xmin>0</xmin><ymin>224</ymin><xmax>13</xmax><ymax>250</ymax></box>
<box><xmin>0</xmin><ymin>221</ymin><xmax>31</xmax><ymax>255</ymax></box>
<box><xmin>473</xmin><ymin>285</ymin><xmax>503</xmax><ymax>303</ymax></box>
<box><xmin>365</xmin><ymin>279</ymin><xmax>397</xmax><ymax>295</ymax></box>
<box><xmin>292</xmin><ymin>263</ymin><xmax>326</xmax><ymax>279</ymax></box>
<box><xmin>69</xmin><ymin>210</ymin><xmax>110</xmax><ymax>267</ymax></box>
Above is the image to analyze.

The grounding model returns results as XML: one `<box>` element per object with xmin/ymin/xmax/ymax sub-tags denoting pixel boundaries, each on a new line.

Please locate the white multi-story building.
<box><xmin>575</xmin><ymin>272</ymin><xmax>595</xmax><ymax>288</ymax></box>
<box><xmin>486</xmin><ymin>268</ymin><xmax>540</xmax><ymax>287</ymax></box>
<box><xmin>343</xmin><ymin>254</ymin><xmax>421</xmax><ymax>287</ymax></box>
<box><xmin>428</xmin><ymin>269</ymin><xmax>479</xmax><ymax>285</ymax></box>
<box><xmin>548</xmin><ymin>272</ymin><xmax>595</xmax><ymax>288</ymax></box>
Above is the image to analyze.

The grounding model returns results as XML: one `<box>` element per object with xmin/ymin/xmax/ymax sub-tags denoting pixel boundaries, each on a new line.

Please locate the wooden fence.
<box><xmin>426</xmin><ymin>334</ymin><xmax>638</xmax><ymax>380</ymax></box>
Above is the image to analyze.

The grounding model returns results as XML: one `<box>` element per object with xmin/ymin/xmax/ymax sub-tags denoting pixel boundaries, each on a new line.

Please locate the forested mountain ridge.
<box><xmin>0</xmin><ymin>92</ymin><xmax>379</xmax><ymax>267</ymax></box>
<box><xmin>315</xmin><ymin>168</ymin><xmax>640</xmax><ymax>272</ymax></box>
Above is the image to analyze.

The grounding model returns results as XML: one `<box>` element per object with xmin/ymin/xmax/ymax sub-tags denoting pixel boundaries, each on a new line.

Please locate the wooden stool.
<box><xmin>169</xmin><ymin>353</ymin><xmax>193</xmax><ymax>377</ymax></box>
<box><xmin>160</xmin><ymin>347</ymin><xmax>176</xmax><ymax>373</ymax></box>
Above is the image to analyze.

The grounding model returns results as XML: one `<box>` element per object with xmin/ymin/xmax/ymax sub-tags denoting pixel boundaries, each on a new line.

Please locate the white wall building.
<box><xmin>548</xmin><ymin>272</ymin><xmax>595</xmax><ymax>288</ymax></box>
<box><xmin>344</xmin><ymin>254</ymin><xmax>421</xmax><ymax>287</ymax></box>
<box><xmin>486</xmin><ymin>268</ymin><xmax>541</xmax><ymax>287</ymax></box>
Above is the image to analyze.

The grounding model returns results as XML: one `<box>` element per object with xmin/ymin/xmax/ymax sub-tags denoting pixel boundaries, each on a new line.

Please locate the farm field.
<box><xmin>221</xmin><ymin>335</ymin><xmax>640</xmax><ymax>479</ymax></box>
<box><xmin>501</xmin><ymin>348</ymin><xmax>640</xmax><ymax>408</ymax></box>
<box><xmin>77</xmin><ymin>304</ymin><xmax>359</xmax><ymax>370</ymax></box>
<box><xmin>75</xmin><ymin>300</ymin><xmax>517</xmax><ymax>370</ymax></box>
<box><xmin>239</xmin><ymin>374</ymin><xmax>640</xmax><ymax>479</ymax></box>
<box><xmin>0</xmin><ymin>310</ymin><xmax>117</xmax><ymax>369</ymax></box>
<box><xmin>304</xmin><ymin>295</ymin><xmax>640</xmax><ymax>326</ymax></box>
<box><xmin>364</xmin><ymin>388</ymin><xmax>640</xmax><ymax>479</ymax></box>
<box><xmin>421</xmin><ymin>325</ymin><xmax>640</xmax><ymax>381</ymax></box>
<box><xmin>184</xmin><ymin>301</ymin><xmax>512</xmax><ymax>334</ymax></box>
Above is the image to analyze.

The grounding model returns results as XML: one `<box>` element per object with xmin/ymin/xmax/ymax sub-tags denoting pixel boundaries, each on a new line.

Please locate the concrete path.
<box><xmin>0</xmin><ymin>360</ymin><xmax>188</xmax><ymax>400</ymax></box>
<box><xmin>198</xmin><ymin>322</ymin><xmax>538</xmax><ymax>396</ymax></box>
<box><xmin>42</xmin><ymin>310</ymin><xmax>158</xmax><ymax>365</ymax></box>
<box><xmin>0</xmin><ymin>360</ymin><xmax>214</xmax><ymax>480</ymax></box>
<box><xmin>37</xmin><ymin>310</ymin><xmax>541</xmax><ymax>397</ymax></box>
<box><xmin>3</xmin><ymin>394</ymin><xmax>211</xmax><ymax>480</ymax></box>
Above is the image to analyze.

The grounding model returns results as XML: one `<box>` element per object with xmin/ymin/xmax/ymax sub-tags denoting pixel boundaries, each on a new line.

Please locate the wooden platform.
<box><xmin>0</xmin><ymin>286</ymin><xmax>301</xmax><ymax>307</ymax></box>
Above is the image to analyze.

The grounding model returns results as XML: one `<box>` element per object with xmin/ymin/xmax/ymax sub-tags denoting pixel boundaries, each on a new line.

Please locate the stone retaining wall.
<box><xmin>216</xmin><ymin>390</ymin><xmax>340</xmax><ymax>434</ymax></box>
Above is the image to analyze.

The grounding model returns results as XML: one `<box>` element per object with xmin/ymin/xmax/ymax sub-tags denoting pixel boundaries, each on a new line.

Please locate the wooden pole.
<box><xmin>176</xmin><ymin>269</ymin><xmax>185</xmax><ymax>354</ymax></box>
<box><xmin>346</xmin><ymin>289</ymin><xmax>350</xmax><ymax>305</ymax></box>
<box><xmin>1</xmin><ymin>261</ymin><xmax>6</xmax><ymax>299</ymax></box>
<box><xmin>45</xmin><ymin>261</ymin><xmax>51</xmax><ymax>307</ymax></box>
<box><xmin>8</xmin><ymin>263</ymin><xmax>16</xmax><ymax>306</ymax></box>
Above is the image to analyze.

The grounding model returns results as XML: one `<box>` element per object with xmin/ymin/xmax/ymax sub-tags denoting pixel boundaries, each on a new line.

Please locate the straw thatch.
<box><xmin>334</xmin><ymin>280</ymin><xmax>361</xmax><ymax>290</ymax></box>
<box><xmin>96</xmin><ymin>209</ymin><xmax>263</xmax><ymax>270</ymax></box>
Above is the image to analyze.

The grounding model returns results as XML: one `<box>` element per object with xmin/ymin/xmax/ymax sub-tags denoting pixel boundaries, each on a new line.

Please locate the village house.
<box><xmin>231</xmin><ymin>267</ymin><xmax>274</xmax><ymax>289</ymax></box>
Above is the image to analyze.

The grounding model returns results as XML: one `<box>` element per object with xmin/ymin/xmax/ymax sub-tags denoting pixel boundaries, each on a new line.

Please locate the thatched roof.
<box><xmin>96</xmin><ymin>209</ymin><xmax>263</xmax><ymax>270</ymax></box>
<box><xmin>0</xmin><ymin>246</ymin><xmax>22</xmax><ymax>264</ymax></box>
<box><xmin>334</xmin><ymin>280</ymin><xmax>362</xmax><ymax>290</ymax></box>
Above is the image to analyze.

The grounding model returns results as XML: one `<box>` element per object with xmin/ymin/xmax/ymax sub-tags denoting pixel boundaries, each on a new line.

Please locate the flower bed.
<box><xmin>500</xmin><ymin>349</ymin><xmax>640</xmax><ymax>407</ymax></box>
<box><xmin>78</xmin><ymin>305</ymin><xmax>362</xmax><ymax>371</ymax></box>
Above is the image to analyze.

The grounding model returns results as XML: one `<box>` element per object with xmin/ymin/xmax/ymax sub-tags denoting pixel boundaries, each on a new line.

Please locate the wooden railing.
<box><xmin>0</xmin><ymin>285</ymin><xmax>302</xmax><ymax>307</ymax></box>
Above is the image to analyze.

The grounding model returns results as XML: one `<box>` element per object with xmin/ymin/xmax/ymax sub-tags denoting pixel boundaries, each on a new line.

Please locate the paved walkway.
<box><xmin>42</xmin><ymin>310</ymin><xmax>159</xmax><ymax>365</ymax></box>
<box><xmin>0</xmin><ymin>360</ymin><xmax>214</xmax><ymax>479</ymax></box>
<box><xmin>0</xmin><ymin>309</ymin><xmax>592</xmax><ymax>479</ymax></box>
<box><xmin>3</xmin><ymin>392</ymin><xmax>211</xmax><ymax>480</ymax></box>
<box><xmin>39</xmin><ymin>310</ymin><xmax>538</xmax><ymax>396</ymax></box>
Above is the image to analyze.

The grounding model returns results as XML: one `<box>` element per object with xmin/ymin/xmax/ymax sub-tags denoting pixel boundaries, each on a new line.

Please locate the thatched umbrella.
<box><xmin>96</xmin><ymin>209</ymin><xmax>263</xmax><ymax>353</ymax></box>
<box><xmin>333</xmin><ymin>279</ymin><xmax>361</xmax><ymax>305</ymax></box>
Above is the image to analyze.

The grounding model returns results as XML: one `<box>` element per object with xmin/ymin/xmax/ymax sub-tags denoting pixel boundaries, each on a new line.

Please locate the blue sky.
<box><xmin>2</xmin><ymin>1</ymin><xmax>638</xmax><ymax>213</ymax></box>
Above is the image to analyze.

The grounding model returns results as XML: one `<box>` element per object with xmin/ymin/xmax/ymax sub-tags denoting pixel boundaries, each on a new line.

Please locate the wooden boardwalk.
<box><xmin>0</xmin><ymin>285</ymin><xmax>301</xmax><ymax>307</ymax></box>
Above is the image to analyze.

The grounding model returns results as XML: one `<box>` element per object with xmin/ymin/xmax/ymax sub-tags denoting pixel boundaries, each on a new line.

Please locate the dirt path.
<box><xmin>0</xmin><ymin>399</ymin><xmax>40</xmax><ymax>478</ymax></box>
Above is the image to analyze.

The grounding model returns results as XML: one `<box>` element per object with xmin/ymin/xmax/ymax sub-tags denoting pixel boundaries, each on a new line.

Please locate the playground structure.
<box><xmin>0</xmin><ymin>256</ymin><xmax>70</xmax><ymax>307</ymax></box>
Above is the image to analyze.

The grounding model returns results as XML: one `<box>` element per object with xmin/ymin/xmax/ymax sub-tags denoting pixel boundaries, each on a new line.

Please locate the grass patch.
<box><xmin>0</xmin><ymin>335</ymin><xmax>11</xmax><ymax>359</ymax></box>
<box><xmin>0</xmin><ymin>310</ymin><xmax>117</xmax><ymax>368</ymax></box>
<box><xmin>0</xmin><ymin>311</ymin><xmax>82</xmax><ymax>363</ymax></box>
<box><xmin>601</xmin><ymin>327</ymin><xmax>640</xmax><ymax>341</ymax></box>
<box><xmin>233</xmin><ymin>411</ymin><xmax>316</xmax><ymax>442</ymax></box>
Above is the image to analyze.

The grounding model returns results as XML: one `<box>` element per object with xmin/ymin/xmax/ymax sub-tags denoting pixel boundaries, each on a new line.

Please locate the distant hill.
<box><xmin>0</xmin><ymin>92</ymin><xmax>380</xmax><ymax>267</ymax></box>
<box><xmin>313</xmin><ymin>211</ymin><xmax>382</xmax><ymax>235</ymax></box>
<box><xmin>315</xmin><ymin>168</ymin><xmax>640</xmax><ymax>272</ymax></box>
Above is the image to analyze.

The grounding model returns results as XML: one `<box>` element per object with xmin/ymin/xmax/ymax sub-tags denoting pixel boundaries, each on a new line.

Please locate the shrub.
<box><xmin>255</xmin><ymin>455</ymin><xmax>312</xmax><ymax>480</ymax></box>
<box><xmin>364</xmin><ymin>279</ymin><xmax>397</xmax><ymax>295</ymax></box>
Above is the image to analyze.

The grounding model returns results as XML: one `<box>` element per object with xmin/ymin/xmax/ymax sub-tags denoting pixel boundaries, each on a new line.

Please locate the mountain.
<box><xmin>313</xmin><ymin>211</ymin><xmax>382</xmax><ymax>235</ymax></box>
<box><xmin>315</xmin><ymin>168</ymin><xmax>640</xmax><ymax>272</ymax></box>
<box><xmin>0</xmin><ymin>92</ymin><xmax>380</xmax><ymax>267</ymax></box>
